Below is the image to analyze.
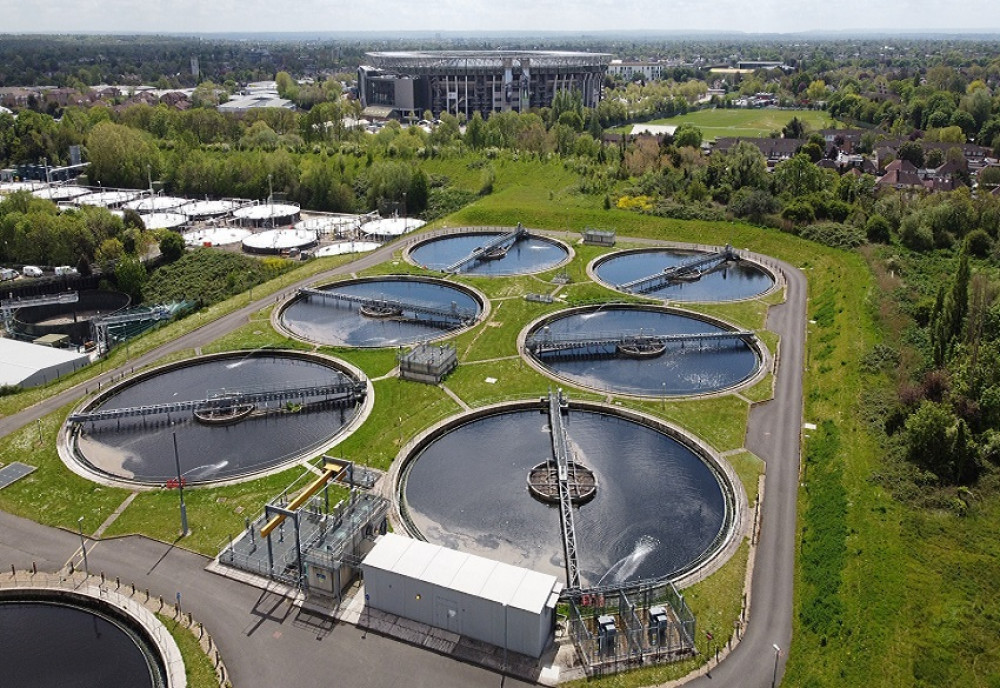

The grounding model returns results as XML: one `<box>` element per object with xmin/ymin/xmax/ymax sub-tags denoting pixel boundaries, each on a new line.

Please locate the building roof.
<box><xmin>363</xmin><ymin>533</ymin><xmax>562</xmax><ymax>614</ymax></box>
<box><xmin>0</xmin><ymin>338</ymin><xmax>89</xmax><ymax>387</ymax></box>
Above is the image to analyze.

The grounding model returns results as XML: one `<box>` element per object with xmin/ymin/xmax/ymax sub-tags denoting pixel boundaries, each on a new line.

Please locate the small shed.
<box><xmin>582</xmin><ymin>228</ymin><xmax>616</xmax><ymax>246</ymax></box>
<box><xmin>398</xmin><ymin>343</ymin><xmax>457</xmax><ymax>383</ymax></box>
<box><xmin>362</xmin><ymin>533</ymin><xmax>563</xmax><ymax>658</ymax></box>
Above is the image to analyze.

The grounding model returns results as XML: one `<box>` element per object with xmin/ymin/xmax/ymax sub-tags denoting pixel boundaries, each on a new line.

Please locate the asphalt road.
<box><xmin>0</xmin><ymin>234</ymin><xmax>807</xmax><ymax>688</ymax></box>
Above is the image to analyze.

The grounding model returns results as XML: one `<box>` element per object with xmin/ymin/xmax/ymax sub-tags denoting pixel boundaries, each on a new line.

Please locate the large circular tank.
<box><xmin>277</xmin><ymin>276</ymin><xmax>485</xmax><ymax>348</ymax></box>
<box><xmin>592</xmin><ymin>248</ymin><xmax>776</xmax><ymax>302</ymax></box>
<box><xmin>75</xmin><ymin>190</ymin><xmax>140</xmax><ymax>208</ymax></box>
<box><xmin>14</xmin><ymin>289</ymin><xmax>130</xmax><ymax>345</ymax></box>
<box><xmin>124</xmin><ymin>195</ymin><xmax>188</xmax><ymax>212</ymax></box>
<box><xmin>408</xmin><ymin>229</ymin><xmax>571</xmax><ymax>276</ymax></box>
<box><xmin>233</xmin><ymin>202</ymin><xmax>301</xmax><ymax>228</ymax></box>
<box><xmin>63</xmin><ymin>351</ymin><xmax>370</xmax><ymax>486</ymax></box>
<box><xmin>314</xmin><ymin>241</ymin><xmax>380</xmax><ymax>257</ymax></box>
<box><xmin>360</xmin><ymin>217</ymin><xmax>425</xmax><ymax>238</ymax></box>
<box><xmin>399</xmin><ymin>401</ymin><xmax>741</xmax><ymax>587</ymax></box>
<box><xmin>0</xmin><ymin>588</ymin><xmax>178</xmax><ymax>688</ymax></box>
<box><xmin>32</xmin><ymin>185</ymin><xmax>91</xmax><ymax>202</ymax></box>
<box><xmin>0</xmin><ymin>181</ymin><xmax>45</xmax><ymax>195</ymax></box>
<box><xmin>177</xmin><ymin>199</ymin><xmax>241</xmax><ymax>220</ymax></box>
<box><xmin>296</xmin><ymin>215</ymin><xmax>360</xmax><ymax>237</ymax></box>
<box><xmin>521</xmin><ymin>305</ymin><xmax>763</xmax><ymax>397</ymax></box>
<box><xmin>242</xmin><ymin>228</ymin><xmax>318</xmax><ymax>255</ymax></box>
<box><xmin>140</xmin><ymin>212</ymin><xmax>188</xmax><ymax>230</ymax></box>
<box><xmin>183</xmin><ymin>227</ymin><xmax>252</xmax><ymax>247</ymax></box>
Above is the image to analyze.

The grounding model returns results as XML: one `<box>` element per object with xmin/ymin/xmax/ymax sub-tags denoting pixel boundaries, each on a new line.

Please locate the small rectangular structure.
<box><xmin>582</xmin><ymin>228</ymin><xmax>616</xmax><ymax>247</ymax></box>
<box><xmin>398</xmin><ymin>343</ymin><xmax>458</xmax><ymax>384</ymax></box>
<box><xmin>0</xmin><ymin>462</ymin><xmax>36</xmax><ymax>490</ymax></box>
<box><xmin>362</xmin><ymin>533</ymin><xmax>563</xmax><ymax>658</ymax></box>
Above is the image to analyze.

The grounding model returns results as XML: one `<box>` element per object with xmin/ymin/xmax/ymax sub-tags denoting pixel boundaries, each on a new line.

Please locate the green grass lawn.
<box><xmin>620</xmin><ymin>108</ymin><xmax>835</xmax><ymax>141</ymax></box>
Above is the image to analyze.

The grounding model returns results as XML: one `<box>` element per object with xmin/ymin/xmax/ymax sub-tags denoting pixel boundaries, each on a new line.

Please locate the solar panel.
<box><xmin>0</xmin><ymin>462</ymin><xmax>36</xmax><ymax>490</ymax></box>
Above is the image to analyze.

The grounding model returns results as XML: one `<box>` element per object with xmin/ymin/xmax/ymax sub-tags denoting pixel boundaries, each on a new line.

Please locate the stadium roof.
<box><xmin>367</xmin><ymin>50</ymin><xmax>611</xmax><ymax>71</ymax></box>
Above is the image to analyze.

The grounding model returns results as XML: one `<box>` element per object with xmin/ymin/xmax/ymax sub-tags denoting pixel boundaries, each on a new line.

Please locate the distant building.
<box><xmin>358</xmin><ymin>50</ymin><xmax>611</xmax><ymax>120</ymax></box>
<box><xmin>607</xmin><ymin>60</ymin><xmax>668</xmax><ymax>81</ymax></box>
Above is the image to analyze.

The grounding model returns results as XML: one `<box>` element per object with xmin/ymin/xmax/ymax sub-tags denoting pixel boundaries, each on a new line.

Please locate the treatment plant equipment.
<box><xmin>521</xmin><ymin>304</ymin><xmax>764</xmax><ymax>397</ymax></box>
<box><xmin>407</xmin><ymin>224</ymin><xmax>571</xmax><ymax>276</ymax></box>
<box><xmin>62</xmin><ymin>351</ymin><xmax>371</xmax><ymax>486</ymax></box>
<box><xmin>591</xmin><ymin>245</ymin><xmax>777</xmax><ymax>302</ymax></box>
<box><xmin>218</xmin><ymin>455</ymin><xmax>389</xmax><ymax>602</ymax></box>
<box><xmin>277</xmin><ymin>276</ymin><xmax>485</xmax><ymax>348</ymax></box>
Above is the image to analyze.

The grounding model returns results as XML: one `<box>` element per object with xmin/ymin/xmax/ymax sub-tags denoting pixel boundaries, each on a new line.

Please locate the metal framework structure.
<box><xmin>442</xmin><ymin>224</ymin><xmax>528</xmax><ymax>273</ymax></box>
<box><xmin>298</xmin><ymin>287</ymin><xmax>477</xmax><ymax>327</ymax></box>
<box><xmin>526</xmin><ymin>329</ymin><xmax>755</xmax><ymax>358</ymax></box>
<box><xmin>219</xmin><ymin>456</ymin><xmax>389</xmax><ymax>596</ymax></box>
<box><xmin>91</xmin><ymin>306</ymin><xmax>174</xmax><ymax>355</ymax></box>
<box><xmin>545</xmin><ymin>389</ymin><xmax>582</xmax><ymax>590</ymax></box>
<box><xmin>1</xmin><ymin>291</ymin><xmax>78</xmax><ymax>332</ymax></box>
<box><xmin>360</xmin><ymin>50</ymin><xmax>611</xmax><ymax>119</ymax></box>
<box><xmin>617</xmin><ymin>245</ymin><xmax>740</xmax><ymax>294</ymax></box>
<box><xmin>67</xmin><ymin>379</ymin><xmax>366</xmax><ymax>423</ymax></box>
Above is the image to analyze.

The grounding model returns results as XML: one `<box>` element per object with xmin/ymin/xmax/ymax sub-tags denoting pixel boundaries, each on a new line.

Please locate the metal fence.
<box><xmin>567</xmin><ymin>581</ymin><xmax>696</xmax><ymax>676</ymax></box>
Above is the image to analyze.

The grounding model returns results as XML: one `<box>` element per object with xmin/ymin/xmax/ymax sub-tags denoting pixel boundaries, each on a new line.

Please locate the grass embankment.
<box><xmin>157</xmin><ymin>614</ymin><xmax>221</xmax><ymax>688</ymax></box>
<box><xmin>617</xmin><ymin>108</ymin><xmax>835</xmax><ymax>141</ymax></box>
<box><xmin>0</xmin><ymin>151</ymin><xmax>909</xmax><ymax>686</ymax></box>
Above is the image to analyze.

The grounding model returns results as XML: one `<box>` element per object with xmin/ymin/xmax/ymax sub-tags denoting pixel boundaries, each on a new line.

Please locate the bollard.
<box><xmin>198</xmin><ymin>623</ymin><xmax>204</xmax><ymax>640</ymax></box>
<box><xmin>131</xmin><ymin>581</ymin><xmax>135</xmax><ymax>595</ymax></box>
<box><xmin>115</xmin><ymin>576</ymin><xmax>120</xmax><ymax>589</ymax></box>
<box><xmin>11</xmin><ymin>564</ymin><xmax>16</xmax><ymax>576</ymax></box>
<box><xmin>145</xmin><ymin>588</ymin><xmax>149</xmax><ymax>601</ymax></box>
<box><xmin>158</xmin><ymin>596</ymin><xmax>163</xmax><ymax>611</ymax></box>
<box><xmin>187</xmin><ymin>611</ymin><xmax>192</xmax><ymax>625</ymax></box>
<box><xmin>32</xmin><ymin>561</ymin><xmax>37</xmax><ymax>574</ymax></box>
<box><xmin>101</xmin><ymin>572</ymin><xmax>105</xmax><ymax>584</ymax></box>
<box><xmin>69</xmin><ymin>562</ymin><xmax>74</xmax><ymax>574</ymax></box>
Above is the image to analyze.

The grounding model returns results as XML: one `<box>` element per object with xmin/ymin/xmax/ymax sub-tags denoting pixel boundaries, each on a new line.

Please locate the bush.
<box><xmin>423</xmin><ymin>187</ymin><xmax>478</xmax><ymax>222</ymax></box>
<box><xmin>650</xmin><ymin>201</ymin><xmax>726</xmax><ymax>222</ymax></box>
<box><xmin>800</xmin><ymin>222</ymin><xmax>866</xmax><ymax>249</ymax></box>
<box><xmin>865</xmin><ymin>214</ymin><xmax>892</xmax><ymax>244</ymax></box>
<box><xmin>158</xmin><ymin>231</ymin><xmax>186</xmax><ymax>263</ymax></box>
<box><xmin>965</xmin><ymin>229</ymin><xmax>992</xmax><ymax>258</ymax></box>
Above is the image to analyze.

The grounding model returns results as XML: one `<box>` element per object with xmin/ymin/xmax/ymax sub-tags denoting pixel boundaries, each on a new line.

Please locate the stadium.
<box><xmin>358</xmin><ymin>50</ymin><xmax>611</xmax><ymax>120</ymax></box>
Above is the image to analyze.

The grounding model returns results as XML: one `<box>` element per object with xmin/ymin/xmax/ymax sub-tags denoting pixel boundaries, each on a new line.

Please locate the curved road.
<box><xmin>0</xmin><ymin>233</ymin><xmax>807</xmax><ymax>688</ymax></box>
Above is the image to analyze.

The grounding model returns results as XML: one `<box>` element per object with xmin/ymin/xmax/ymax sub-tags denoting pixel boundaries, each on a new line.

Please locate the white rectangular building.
<box><xmin>362</xmin><ymin>533</ymin><xmax>563</xmax><ymax>658</ymax></box>
<box><xmin>0</xmin><ymin>338</ymin><xmax>89</xmax><ymax>388</ymax></box>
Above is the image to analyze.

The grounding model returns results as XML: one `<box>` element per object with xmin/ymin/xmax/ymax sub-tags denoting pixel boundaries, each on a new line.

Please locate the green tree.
<box><xmin>464</xmin><ymin>111</ymin><xmax>486</xmax><ymax>149</ymax></box>
<box><xmin>773</xmin><ymin>154</ymin><xmax>827</xmax><ymax>197</ymax></box>
<box><xmin>158</xmin><ymin>231</ymin><xmax>185</xmax><ymax>262</ymax></box>
<box><xmin>86</xmin><ymin>121</ymin><xmax>160</xmax><ymax>188</ymax></box>
<box><xmin>782</xmin><ymin>116</ymin><xmax>805</xmax><ymax>139</ymax></box>
<box><xmin>865</xmin><ymin>214</ymin><xmax>892</xmax><ymax>244</ymax></box>
<box><xmin>114</xmin><ymin>253</ymin><xmax>147</xmax><ymax>302</ymax></box>
<box><xmin>673</xmin><ymin>123</ymin><xmax>702</xmax><ymax>149</ymax></box>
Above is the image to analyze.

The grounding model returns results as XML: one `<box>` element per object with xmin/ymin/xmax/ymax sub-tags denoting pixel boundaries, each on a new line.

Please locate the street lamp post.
<box><xmin>772</xmin><ymin>643</ymin><xmax>782</xmax><ymax>688</ymax></box>
<box><xmin>77</xmin><ymin>516</ymin><xmax>89</xmax><ymax>576</ymax></box>
<box><xmin>172</xmin><ymin>432</ymin><xmax>189</xmax><ymax>536</ymax></box>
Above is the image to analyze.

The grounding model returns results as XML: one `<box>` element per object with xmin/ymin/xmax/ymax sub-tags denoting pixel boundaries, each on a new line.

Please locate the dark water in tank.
<box><xmin>410</xmin><ymin>234</ymin><xmax>569</xmax><ymax>275</ymax></box>
<box><xmin>76</xmin><ymin>355</ymin><xmax>360</xmax><ymax>483</ymax></box>
<box><xmin>403</xmin><ymin>409</ymin><xmax>727</xmax><ymax>587</ymax></box>
<box><xmin>528</xmin><ymin>307</ymin><xmax>759</xmax><ymax>396</ymax></box>
<box><xmin>595</xmin><ymin>249</ymin><xmax>774</xmax><ymax>301</ymax></box>
<box><xmin>0</xmin><ymin>601</ymin><xmax>159</xmax><ymax>688</ymax></box>
<box><xmin>280</xmin><ymin>278</ymin><xmax>482</xmax><ymax>347</ymax></box>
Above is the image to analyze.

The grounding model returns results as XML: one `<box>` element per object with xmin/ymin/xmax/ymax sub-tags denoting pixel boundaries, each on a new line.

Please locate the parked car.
<box><xmin>54</xmin><ymin>265</ymin><xmax>79</xmax><ymax>276</ymax></box>
<box><xmin>21</xmin><ymin>265</ymin><xmax>43</xmax><ymax>278</ymax></box>
<box><xmin>0</xmin><ymin>267</ymin><xmax>18</xmax><ymax>281</ymax></box>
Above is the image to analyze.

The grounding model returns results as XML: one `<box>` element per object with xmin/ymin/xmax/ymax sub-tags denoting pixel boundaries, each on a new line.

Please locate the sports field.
<box><xmin>626</xmin><ymin>108</ymin><xmax>836</xmax><ymax>140</ymax></box>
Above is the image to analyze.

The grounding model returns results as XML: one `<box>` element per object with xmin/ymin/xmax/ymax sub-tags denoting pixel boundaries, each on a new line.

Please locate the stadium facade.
<box><xmin>358</xmin><ymin>50</ymin><xmax>612</xmax><ymax>120</ymax></box>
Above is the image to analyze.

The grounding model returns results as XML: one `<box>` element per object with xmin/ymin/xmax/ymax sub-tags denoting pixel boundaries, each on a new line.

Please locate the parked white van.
<box><xmin>22</xmin><ymin>265</ymin><xmax>43</xmax><ymax>278</ymax></box>
<box><xmin>54</xmin><ymin>265</ymin><xmax>79</xmax><ymax>276</ymax></box>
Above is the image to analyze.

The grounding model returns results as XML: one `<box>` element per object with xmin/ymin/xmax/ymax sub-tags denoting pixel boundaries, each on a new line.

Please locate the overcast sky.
<box><xmin>1</xmin><ymin>0</ymin><xmax>997</xmax><ymax>35</ymax></box>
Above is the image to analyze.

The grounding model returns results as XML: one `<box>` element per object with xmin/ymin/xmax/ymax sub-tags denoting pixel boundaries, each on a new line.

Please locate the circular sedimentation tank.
<box><xmin>182</xmin><ymin>227</ymin><xmax>251</xmax><ymax>247</ymax></box>
<box><xmin>32</xmin><ymin>185</ymin><xmax>91</xmax><ymax>202</ymax></box>
<box><xmin>360</xmin><ymin>217</ymin><xmax>425</xmax><ymax>238</ymax></box>
<box><xmin>124</xmin><ymin>196</ymin><xmax>188</xmax><ymax>212</ymax></box>
<box><xmin>233</xmin><ymin>202</ymin><xmax>301</xmax><ymax>227</ymax></box>
<box><xmin>241</xmin><ymin>228</ymin><xmax>318</xmax><ymax>255</ymax></box>
<box><xmin>0</xmin><ymin>589</ymin><xmax>175</xmax><ymax>688</ymax></box>
<box><xmin>177</xmin><ymin>199</ymin><xmax>241</xmax><ymax>220</ymax></box>
<box><xmin>63</xmin><ymin>351</ymin><xmax>369</xmax><ymax>486</ymax></box>
<box><xmin>14</xmin><ymin>289</ymin><xmax>130</xmax><ymax>345</ymax></box>
<box><xmin>75</xmin><ymin>190</ymin><xmax>140</xmax><ymax>208</ymax></box>
<box><xmin>277</xmin><ymin>276</ymin><xmax>485</xmax><ymax>348</ymax></box>
<box><xmin>314</xmin><ymin>240</ymin><xmax>380</xmax><ymax>257</ymax></box>
<box><xmin>400</xmin><ymin>401</ymin><xmax>740</xmax><ymax>588</ymax></box>
<box><xmin>408</xmin><ymin>229</ymin><xmax>571</xmax><ymax>276</ymax></box>
<box><xmin>522</xmin><ymin>305</ymin><xmax>763</xmax><ymax>397</ymax></box>
<box><xmin>592</xmin><ymin>247</ymin><xmax>775</xmax><ymax>302</ymax></box>
<box><xmin>140</xmin><ymin>212</ymin><xmax>188</xmax><ymax>230</ymax></box>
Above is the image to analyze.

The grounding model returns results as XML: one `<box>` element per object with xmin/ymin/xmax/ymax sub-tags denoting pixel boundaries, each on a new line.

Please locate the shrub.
<box><xmin>800</xmin><ymin>222</ymin><xmax>866</xmax><ymax>249</ymax></box>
